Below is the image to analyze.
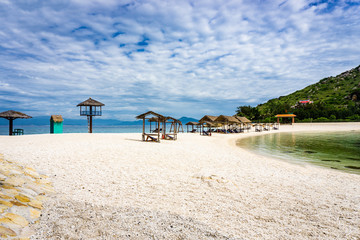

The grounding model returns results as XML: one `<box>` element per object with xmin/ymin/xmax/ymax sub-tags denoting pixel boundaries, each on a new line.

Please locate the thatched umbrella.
<box><xmin>0</xmin><ymin>110</ymin><xmax>32</xmax><ymax>135</ymax></box>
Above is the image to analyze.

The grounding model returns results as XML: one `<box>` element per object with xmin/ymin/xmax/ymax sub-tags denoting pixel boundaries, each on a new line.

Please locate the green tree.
<box><xmin>236</xmin><ymin>105</ymin><xmax>260</xmax><ymax>120</ymax></box>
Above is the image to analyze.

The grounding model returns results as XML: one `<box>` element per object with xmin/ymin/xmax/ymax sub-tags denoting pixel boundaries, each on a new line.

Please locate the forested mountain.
<box><xmin>237</xmin><ymin>65</ymin><xmax>360</xmax><ymax>122</ymax></box>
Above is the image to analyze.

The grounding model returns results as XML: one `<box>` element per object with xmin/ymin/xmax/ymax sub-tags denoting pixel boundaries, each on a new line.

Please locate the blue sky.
<box><xmin>0</xmin><ymin>0</ymin><xmax>360</xmax><ymax>120</ymax></box>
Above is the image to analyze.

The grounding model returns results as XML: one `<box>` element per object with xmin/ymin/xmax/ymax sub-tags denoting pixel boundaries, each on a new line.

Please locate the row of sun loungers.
<box><xmin>199</xmin><ymin>123</ymin><xmax>279</xmax><ymax>136</ymax></box>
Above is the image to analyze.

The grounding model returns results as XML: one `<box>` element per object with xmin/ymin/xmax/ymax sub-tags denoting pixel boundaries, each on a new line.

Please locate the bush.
<box><xmin>263</xmin><ymin>117</ymin><xmax>276</xmax><ymax>123</ymax></box>
<box><xmin>347</xmin><ymin>114</ymin><xmax>360</xmax><ymax>120</ymax></box>
<box><xmin>314</xmin><ymin>117</ymin><xmax>329</xmax><ymax>122</ymax></box>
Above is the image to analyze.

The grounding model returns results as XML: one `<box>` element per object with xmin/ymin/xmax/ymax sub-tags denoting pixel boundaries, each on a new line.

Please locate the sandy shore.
<box><xmin>0</xmin><ymin>123</ymin><xmax>360</xmax><ymax>239</ymax></box>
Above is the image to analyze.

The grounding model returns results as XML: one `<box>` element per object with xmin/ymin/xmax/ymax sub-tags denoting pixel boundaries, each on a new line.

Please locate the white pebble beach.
<box><xmin>1</xmin><ymin>123</ymin><xmax>360</xmax><ymax>239</ymax></box>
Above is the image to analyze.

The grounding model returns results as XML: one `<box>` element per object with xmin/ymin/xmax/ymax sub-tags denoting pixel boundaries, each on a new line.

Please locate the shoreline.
<box><xmin>0</xmin><ymin>123</ymin><xmax>360</xmax><ymax>239</ymax></box>
<box><xmin>1</xmin><ymin>122</ymin><xmax>360</xmax><ymax>136</ymax></box>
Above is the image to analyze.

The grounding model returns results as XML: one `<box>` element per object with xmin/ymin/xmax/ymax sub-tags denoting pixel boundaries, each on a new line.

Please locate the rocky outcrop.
<box><xmin>0</xmin><ymin>154</ymin><xmax>54</xmax><ymax>239</ymax></box>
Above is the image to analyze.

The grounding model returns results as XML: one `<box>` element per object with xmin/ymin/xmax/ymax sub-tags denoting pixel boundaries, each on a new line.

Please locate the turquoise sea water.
<box><xmin>0</xmin><ymin>125</ymin><xmax>144</xmax><ymax>135</ymax></box>
<box><xmin>236</xmin><ymin>131</ymin><xmax>360</xmax><ymax>174</ymax></box>
<box><xmin>0</xmin><ymin>124</ymin><xmax>180</xmax><ymax>135</ymax></box>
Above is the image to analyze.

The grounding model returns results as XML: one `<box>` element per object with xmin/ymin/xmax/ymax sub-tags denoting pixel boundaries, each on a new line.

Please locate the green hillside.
<box><xmin>237</xmin><ymin>65</ymin><xmax>360</xmax><ymax>122</ymax></box>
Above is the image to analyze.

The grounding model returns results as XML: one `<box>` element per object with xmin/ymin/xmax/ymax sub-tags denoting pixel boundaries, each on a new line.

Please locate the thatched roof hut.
<box><xmin>199</xmin><ymin>115</ymin><xmax>218</xmax><ymax>123</ymax></box>
<box><xmin>136</xmin><ymin>111</ymin><xmax>165</xmax><ymax>120</ymax></box>
<box><xmin>0</xmin><ymin>110</ymin><xmax>32</xmax><ymax>136</ymax></box>
<box><xmin>185</xmin><ymin>121</ymin><xmax>199</xmax><ymax>133</ymax></box>
<box><xmin>77</xmin><ymin>98</ymin><xmax>105</xmax><ymax>106</ymax></box>
<box><xmin>164</xmin><ymin>116</ymin><xmax>177</xmax><ymax>122</ymax></box>
<box><xmin>235</xmin><ymin>116</ymin><xmax>251</xmax><ymax>123</ymax></box>
<box><xmin>136</xmin><ymin>111</ymin><xmax>165</xmax><ymax>142</ymax></box>
<box><xmin>201</xmin><ymin>121</ymin><xmax>214</xmax><ymax>127</ymax></box>
<box><xmin>50</xmin><ymin>115</ymin><xmax>63</xmax><ymax>123</ymax></box>
<box><xmin>215</xmin><ymin>115</ymin><xmax>241</xmax><ymax>124</ymax></box>
<box><xmin>77</xmin><ymin>98</ymin><xmax>105</xmax><ymax>133</ymax></box>
<box><xmin>185</xmin><ymin>121</ymin><xmax>199</xmax><ymax>126</ymax></box>
<box><xmin>148</xmin><ymin>117</ymin><xmax>160</xmax><ymax>122</ymax></box>
<box><xmin>165</xmin><ymin>116</ymin><xmax>181</xmax><ymax>136</ymax></box>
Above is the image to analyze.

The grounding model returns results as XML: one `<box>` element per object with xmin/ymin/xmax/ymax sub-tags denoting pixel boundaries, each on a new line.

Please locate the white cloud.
<box><xmin>0</xmin><ymin>0</ymin><xmax>359</xmax><ymax>120</ymax></box>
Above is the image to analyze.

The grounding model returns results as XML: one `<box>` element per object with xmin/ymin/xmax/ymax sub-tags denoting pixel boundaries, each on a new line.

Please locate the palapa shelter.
<box><xmin>199</xmin><ymin>115</ymin><xmax>218</xmax><ymax>123</ymax></box>
<box><xmin>136</xmin><ymin>111</ymin><xmax>165</xmax><ymax>142</ymax></box>
<box><xmin>235</xmin><ymin>115</ymin><xmax>252</xmax><ymax>131</ymax></box>
<box><xmin>199</xmin><ymin>121</ymin><xmax>214</xmax><ymax>136</ymax></box>
<box><xmin>198</xmin><ymin>115</ymin><xmax>218</xmax><ymax>136</ymax></box>
<box><xmin>148</xmin><ymin>117</ymin><xmax>162</xmax><ymax>133</ymax></box>
<box><xmin>176</xmin><ymin>120</ymin><xmax>184</xmax><ymax>133</ymax></box>
<box><xmin>275</xmin><ymin>113</ymin><xmax>296</xmax><ymax>125</ymax></box>
<box><xmin>185</xmin><ymin>121</ymin><xmax>199</xmax><ymax>133</ymax></box>
<box><xmin>235</xmin><ymin>116</ymin><xmax>251</xmax><ymax>124</ymax></box>
<box><xmin>50</xmin><ymin>115</ymin><xmax>63</xmax><ymax>134</ymax></box>
<box><xmin>164</xmin><ymin>116</ymin><xmax>179</xmax><ymax>140</ymax></box>
<box><xmin>0</xmin><ymin>110</ymin><xmax>32</xmax><ymax>135</ymax></box>
<box><xmin>215</xmin><ymin>115</ymin><xmax>241</xmax><ymax>133</ymax></box>
<box><xmin>77</xmin><ymin>98</ymin><xmax>105</xmax><ymax>133</ymax></box>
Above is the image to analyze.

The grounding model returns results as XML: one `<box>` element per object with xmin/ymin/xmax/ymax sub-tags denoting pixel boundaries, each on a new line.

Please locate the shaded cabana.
<box><xmin>235</xmin><ymin>116</ymin><xmax>252</xmax><ymax>132</ymax></box>
<box><xmin>185</xmin><ymin>122</ymin><xmax>199</xmax><ymax>133</ymax></box>
<box><xmin>235</xmin><ymin>116</ymin><xmax>251</xmax><ymax>124</ymax></box>
<box><xmin>148</xmin><ymin>117</ymin><xmax>162</xmax><ymax>133</ymax></box>
<box><xmin>136</xmin><ymin>111</ymin><xmax>165</xmax><ymax>142</ymax></box>
<box><xmin>164</xmin><ymin>116</ymin><xmax>179</xmax><ymax>140</ymax></box>
<box><xmin>77</xmin><ymin>98</ymin><xmax>105</xmax><ymax>133</ymax></box>
<box><xmin>198</xmin><ymin>115</ymin><xmax>218</xmax><ymax>136</ymax></box>
<box><xmin>215</xmin><ymin>115</ymin><xmax>241</xmax><ymax>133</ymax></box>
<box><xmin>176</xmin><ymin>120</ymin><xmax>184</xmax><ymax>133</ymax></box>
<box><xmin>0</xmin><ymin>110</ymin><xmax>32</xmax><ymax>135</ymax></box>
<box><xmin>199</xmin><ymin>115</ymin><xmax>218</xmax><ymax>123</ymax></box>
<box><xmin>199</xmin><ymin>121</ymin><xmax>214</xmax><ymax>136</ymax></box>
<box><xmin>275</xmin><ymin>114</ymin><xmax>296</xmax><ymax>125</ymax></box>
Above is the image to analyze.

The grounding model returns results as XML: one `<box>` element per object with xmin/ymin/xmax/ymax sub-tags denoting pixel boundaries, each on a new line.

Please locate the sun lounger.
<box><xmin>164</xmin><ymin>134</ymin><xmax>175</xmax><ymax>140</ymax></box>
<box><xmin>151</xmin><ymin>128</ymin><xmax>162</xmax><ymax>133</ymax></box>
<box><xmin>202</xmin><ymin>130</ymin><xmax>211</xmax><ymax>136</ymax></box>
<box><xmin>145</xmin><ymin>134</ymin><xmax>158</xmax><ymax>142</ymax></box>
<box><xmin>255</xmin><ymin>125</ymin><xmax>263</xmax><ymax>132</ymax></box>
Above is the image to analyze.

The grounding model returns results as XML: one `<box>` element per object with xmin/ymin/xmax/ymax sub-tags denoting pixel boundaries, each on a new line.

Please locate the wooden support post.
<box><xmin>9</xmin><ymin>118</ymin><xmax>13</xmax><ymax>136</ymax></box>
<box><xmin>142</xmin><ymin>118</ymin><xmax>145</xmax><ymax>141</ymax></box>
<box><xmin>89</xmin><ymin>115</ymin><xmax>93</xmax><ymax>133</ymax></box>
<box><xmin>157</xmin><ymin>120</ymin><xmax>160</xmax><ymax>142</ymax></box>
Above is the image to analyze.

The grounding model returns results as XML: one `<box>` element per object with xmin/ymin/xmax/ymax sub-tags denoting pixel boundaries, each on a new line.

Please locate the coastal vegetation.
<box><xmin>237</xmin><ymin>65</ymin><xmax>360</xmax><ymax>122</ymax></box>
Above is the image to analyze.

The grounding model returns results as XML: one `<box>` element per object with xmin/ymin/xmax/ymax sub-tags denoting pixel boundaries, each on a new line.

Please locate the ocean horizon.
<box><xmin>0</xmin><ymin>124</ymin><xmax>186</xmax><ymax>135</ymax></box>
<box><xmin>0</xmin><ymin>125</ymin><xmax>144</xmax><ymax>135</ymax></box>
